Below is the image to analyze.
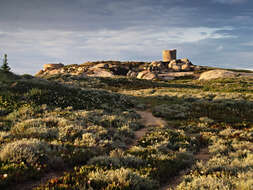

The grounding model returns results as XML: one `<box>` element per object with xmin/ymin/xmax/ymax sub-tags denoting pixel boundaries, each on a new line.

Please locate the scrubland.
<box><xmin>0</xmin><ymin>70</ymin><xmax>252</xmax><ymax>189</ymax></box>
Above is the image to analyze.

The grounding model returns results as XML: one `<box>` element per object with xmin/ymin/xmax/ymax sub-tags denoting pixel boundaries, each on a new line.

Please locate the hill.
<box><xmin>0</xmin><ymin>63</ymin><xmax>253</xmax><ymax>189</ymax></box>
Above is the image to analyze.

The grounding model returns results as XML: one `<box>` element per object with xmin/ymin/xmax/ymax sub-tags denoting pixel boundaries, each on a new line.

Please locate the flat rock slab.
<box><xmin>199</xmin><ymin>70</ymin><xmax>237</xmax><ymax>80</ymax></box>
<box><xmin>159</xmin><ymin>72</ymin><xmax>194</xmax><ymax>77</ymax></box>
<box><xmin>87</xmin><ymin>69</ymin><xmax>114</xmax><ymax>77</ymax></box>
<box><xmin>199</xmin><ymin>69</ymin><xmax>253</xmax><ymax>80</ymax></box>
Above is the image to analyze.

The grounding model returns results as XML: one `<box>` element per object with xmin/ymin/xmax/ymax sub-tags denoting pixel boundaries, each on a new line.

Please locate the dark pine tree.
<box><xmin>1</xmin><ymin>54</ymin><xmax>11</xmax><ymax>72</ymax></box>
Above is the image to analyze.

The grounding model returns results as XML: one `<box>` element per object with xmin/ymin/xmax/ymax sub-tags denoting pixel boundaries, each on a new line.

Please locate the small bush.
<box><xmin>0</xmin><ymin>139</ymin><xmax>62</xmax><ymax>169</ymax></box>
<box><xmin>152</xmin><ymin>104</ymin><xmax>190</xmax><ymax>119</ymax></box>
<box><xmin>88</xmin><ymin>153</ymin><xmax>145</xmax><ymax>169</ymax></box>
<box><xmin>88</xmin><ymin>167</ymin><xmax>158</xmax><ymax>190</ymax></box>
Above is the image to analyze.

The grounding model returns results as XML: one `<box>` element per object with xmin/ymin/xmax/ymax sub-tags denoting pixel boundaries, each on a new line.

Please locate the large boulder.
<box><xmin>199</xmin><ymin>70</ymin><xmax>238</xmax><ymax>80</ymax></box>
<box><xmin>168</xmin><ymin>59</ymin><xmax>194</xmax><ymax>72</ymax></box>
<box><xmin>77</xmin><ymin>67</ymin><xmax>86</xmax><ymax>72</ymax></box>
<box><xmin>47</xmin><ymin>69</ymin><xmax>62</xmax><ymax>75</ymax></box>
<box><xmin>43</xmin><ymin>63</ymin><xmax>64</xmax><ymax>71</ymax></box>
<box><xmin>137</xmin><ymin>71</ymin><xmax>157</xmax><ymax>80</ymax></box>
<box><xmin>89</xmin><ymin>63</ymin><xmax>109</xmax><ymax>70</ymax></box>
<box><xmin>88</xmin><ymin>68</ymin><xmax>114</xmax><ymax>77</ymax></box>
<box><xmin>127</xmin><ymin>70</ymin><xmax>138</xmax><ymax>78</ymax></box>
<box><xmin>35</xmin><ymin>70</ymin><xmax>44</xmax><ymax>76</ymax></box>
<box><xmin>172</xmin><ymin>65</ymin><xmax>181</xmax><ymax>72</ymax></box>
<box><xmin>149</xmin><ymin>61</ymin><xmax>167</xmax><ymax>72</ymax></box>
<box><xmin>180</xmin><ymin>58</ymin><xmax>190</xmax><ymax>64</ymax></box>
<box><xmin>181</xmin><ymin>63</ymin><xmax>191</xmax><ymax>71</ymax></box>
<box><xmin>168</xmin><ymin>60</ymin><xmax>181</xmax><ymax>71</ymax></box>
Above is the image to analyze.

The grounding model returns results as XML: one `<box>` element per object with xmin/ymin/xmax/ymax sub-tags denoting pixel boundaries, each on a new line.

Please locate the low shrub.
<box><xmin>0</xmin><ymin>139</ymin><xmax>62</xmax><ymax>169</ymax></box>
<box><xmin>88</xmin><ymin>167</ymin><xmax>158</xmax><ymax>190</ymax></box>
<box><xmin>88</xmin><ymin>154</ymin><xmax>145</xmax><ymax>169</ymax></box>
<box><xmin>11</xmin><ymin>118</ymin><xmax>58</xmax><ymax>139</ymax></box>
<box><xmin>152</xmin><ymin>104</ymin><xmax>190</xmax><ymax>119</ymax></box>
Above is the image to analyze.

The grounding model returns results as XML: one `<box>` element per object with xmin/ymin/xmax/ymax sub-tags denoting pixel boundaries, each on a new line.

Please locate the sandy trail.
<box><xmin>11</xmin><ymin>171</ymin><xmax>65</xmax><ymax>190</ymax></box>
<box><xmin>161</xmin><ymin>147</ymin><xmax>211</xmax><ymax>190</ymax></box>
<box><xmin>129</xmin><ymin>111</ymin><xmax>167</xmax><ymax>147</ymax></box>
<box><xmin>136</xmin><ymin>111</ymin><xmax>166</xmax><ymax>127</ymax></box>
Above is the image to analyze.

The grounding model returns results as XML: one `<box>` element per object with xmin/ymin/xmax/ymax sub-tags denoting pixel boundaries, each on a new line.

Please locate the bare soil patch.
<box><xmin>11</xmin><ymin>171</ymin><xmax>65</xmax><ymax>190</ymax></box>
<box><xmin>136</xmin><ymin>111</ymin><xmax>166</xmax><ymax>127</ymax></box>
<box><xmin>129</xmin><ymin>110</ymin><xmax>167</xmax><ymax>148</ymax></box>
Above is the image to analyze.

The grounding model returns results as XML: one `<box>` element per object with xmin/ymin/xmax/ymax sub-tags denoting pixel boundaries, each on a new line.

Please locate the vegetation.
<box><xmin>0</xmin><ymin>65</ymin><xmax>252</xmax><ymax>189</ymax></box>
<box><xmin>0</xmin><ymin>54</ymin><xmax>11</xmax><ymax>72</ymax></box>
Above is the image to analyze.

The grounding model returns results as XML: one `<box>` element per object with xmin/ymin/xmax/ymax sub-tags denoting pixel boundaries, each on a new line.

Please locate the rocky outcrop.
<box><xmin>87</xmin><ymin>69</ymin><xmax>114</xmax><ymax>77</ymax></box>
<box><xmin>199</xmin><ymin>70</ymin><xmax>237</xmax><ymax>80</ymax></box>
<box><xmin>148</xmin><ymin>61</ymin><xmax>168</xmax><ymax>72</ymax></box>
<box><xmin>43</xmin><ymin>63</ymin><xmax>64</xmax><ymax>70</ymax></box>
<box><xmin>36</xmin><ymin>56</ymin><xmax>199</xmax><ymax>81</ymax></box>
<box><xmin>168</xmin><ymin>59</ymin><xmax>194</xmax><ymax>72</ymax></box>
<box><xmin>89</xmin><ymin>63</ymin><xmax>109</xmax><ymax>70</ymax></box>
<box><xmin>87</xmin><ymin>63</ymin><xmax>115</xmax><ymax>77</ymax></box>
<box><xmin>169</xmin><ymin>61</ymin><xmax>181</xmax><ymax>71</ymax></box>
<box><xmin>137</xmin><ymin>71</ymin><xmax>158</xmax><ymax>80</ymax></box>
<box><xmin>36</xmin><ymin>63</ymin><xmax>65</xmax><ymax>76</ymax></box>
<box><xmin>127</xmin><ymin>70</ymin><xmax>138</xmax><ymax>78</ymax></box>
<box><xmin>35</xmin><ymin>49</ymin><xmax>203</xmax><ymax>80</ymax></box>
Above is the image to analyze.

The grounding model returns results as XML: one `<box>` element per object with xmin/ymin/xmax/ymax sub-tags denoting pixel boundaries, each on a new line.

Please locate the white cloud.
<box><xmin>164</xmin><ymin>27</ymin><xmax>234</xmax><ymax>43</ymax></box>
<box><xmin>0</xmin><ymin>30</ymin><xmax>74</xmax><ymax>57</ymax></box>
<box><xmin>78</xmin><ymin>26</ymin><xmax>234</xmax><ymax>48</ymax></box>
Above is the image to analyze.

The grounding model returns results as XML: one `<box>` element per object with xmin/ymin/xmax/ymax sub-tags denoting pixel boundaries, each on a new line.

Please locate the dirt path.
<box><xmin>129</xmin><ymin>111</ymin><xmax>167</xmax><ymax>147</ymax></box>
<box><xmin>161</xmin><ymin>147</ymin><xmax>211</xmax><ymax>190</ymax></box>
<box><xmin>11</xmin><ymin>171</ymin><xmax>65</xmax><ymax>190</ymax></box>
<box><xmin>136</xmin><ymin>111</ymin><xmax>166</xmax><ymax>127</ymax></box>
<box><xmin>194</xmin><ymin>147</ymin><xmax>210</xmax><ymax>162</ymax></box>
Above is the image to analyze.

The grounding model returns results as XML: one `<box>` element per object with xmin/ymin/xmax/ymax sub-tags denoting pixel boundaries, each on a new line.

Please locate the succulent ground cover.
<box><xmin>0</xmin><ymin>69</ymin><xmax>252</xmax><ymax>189</ymax></box>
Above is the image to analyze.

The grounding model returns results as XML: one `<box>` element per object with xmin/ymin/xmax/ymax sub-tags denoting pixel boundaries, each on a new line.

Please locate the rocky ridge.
<box><xmin>36</xmin><ymin>58</ymin><xmax>202</xmax><ymax>80</ymax></box>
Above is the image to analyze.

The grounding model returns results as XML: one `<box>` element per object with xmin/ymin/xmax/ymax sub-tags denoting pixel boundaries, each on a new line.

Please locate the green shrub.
<box><xmin>1</xmin><ymin>77</ymin><xmax>135</xmax><ymax>113</ymax></box>
<box><xmin>152</xmin><ymin>104</ymin><xmax>190</xmax><ymax>119</ymax></box>
<box><xmin>88</xmin><ymin>167</ymin><xmax>158</xmax><ymax>190</ymax></box>
<box><xmin>88</xmin><ymin>154</ymin><xmax>145</xmax><ymax>169</ymax></box>
<box><xmin>11</xmin><ymin>118</ymin><xmax>58</xmax><ymax>139</ymax></box>
<box><xmin>0</xmin><ymin>139</ymin><xmax>62</xmax><ymax>169</ymax></box>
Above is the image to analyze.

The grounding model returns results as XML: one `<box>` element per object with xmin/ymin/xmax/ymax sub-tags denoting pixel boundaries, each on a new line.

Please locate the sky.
<box><xmin>0</xmin><ymin>0</ymin><xmax>253</xmax><ymax>74</ymax></box>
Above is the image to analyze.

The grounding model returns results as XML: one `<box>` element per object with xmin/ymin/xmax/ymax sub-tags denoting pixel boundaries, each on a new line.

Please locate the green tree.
<box><xmin>1</xmin><ymin>54</ymin><xmax>11</xmax><ymax>72</ymax></box>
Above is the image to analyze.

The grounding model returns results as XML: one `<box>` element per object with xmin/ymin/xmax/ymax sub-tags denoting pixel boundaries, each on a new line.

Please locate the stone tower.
<box><xmin>162</xmin><ymin>49</ymin><xmax>177</xmax><ymax>62</ymax></box>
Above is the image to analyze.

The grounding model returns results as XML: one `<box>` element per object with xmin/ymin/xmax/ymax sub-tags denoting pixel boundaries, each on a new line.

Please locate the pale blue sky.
<box><xmin>0</xmin><ymin>0</ymin><xmax>252</xmax><ymax>74</ymax></box>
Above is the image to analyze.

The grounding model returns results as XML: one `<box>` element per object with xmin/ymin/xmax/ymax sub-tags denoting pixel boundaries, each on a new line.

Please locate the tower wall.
<box><xmin>162</xmin><ymin>49</ymin><xmax>177</xmax><ymax>62</ymax></box>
